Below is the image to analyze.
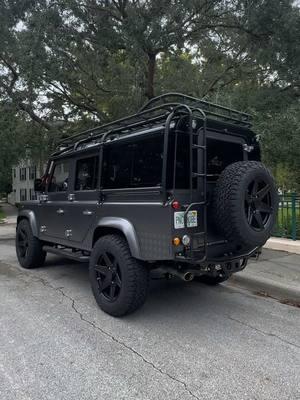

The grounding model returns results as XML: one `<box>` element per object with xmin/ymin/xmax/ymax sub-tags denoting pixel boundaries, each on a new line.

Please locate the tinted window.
<box><xmin>75</xmin><ymin>156</ymin><xmax>99</xmax><ymax>191</ymax></box>
<box><xmin>102</xmin><ymin>135</ymin><xmax>164</xmax><ymax>189</ymax></box>
<box><xmin>48</xmin><ymin>161</ymin><xmax>70</xmax><ymax>192</ymax></box>
<box><xmin>207</xmin><ymin>139</ymin><xmax>243</xmax><ymax>178</ymax></box>
<box><xmin>167</xmin><ymin>132</ymin><xmax>191</xmax><ymax>189</ymax></box>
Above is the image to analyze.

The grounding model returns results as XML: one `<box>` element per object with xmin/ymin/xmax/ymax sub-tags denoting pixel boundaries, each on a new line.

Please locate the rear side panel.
<box><xmin>83</xmin><ymin>189</ymin><xmax>173</xmax><ymax>260</ymax></box>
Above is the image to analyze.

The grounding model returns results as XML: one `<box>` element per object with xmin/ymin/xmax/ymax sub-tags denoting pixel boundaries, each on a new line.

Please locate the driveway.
<box><xmin>0</xmin><ymin>240</ymin><xmax>299</xmax><ymax>400</ymax></box>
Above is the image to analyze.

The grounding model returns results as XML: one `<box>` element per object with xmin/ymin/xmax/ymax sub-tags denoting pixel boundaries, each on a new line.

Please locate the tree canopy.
<box><xmin>0</xmin><ymin>0</ymin><xmax>299</xmax><ymax>191</ymax></box>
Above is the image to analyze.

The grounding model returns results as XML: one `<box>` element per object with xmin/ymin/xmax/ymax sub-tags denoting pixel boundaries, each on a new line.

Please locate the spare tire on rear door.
<box><xmin>212</xmin><ymin>161</ymin><xmax>278</xmax><ymax>249</ymax></box>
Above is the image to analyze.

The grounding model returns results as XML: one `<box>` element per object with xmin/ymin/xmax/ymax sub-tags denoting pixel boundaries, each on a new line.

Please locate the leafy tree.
<box><xmin>0</xmin><ymin>0</ymin><xmax>299</xmax><ymax>192</ymax></box>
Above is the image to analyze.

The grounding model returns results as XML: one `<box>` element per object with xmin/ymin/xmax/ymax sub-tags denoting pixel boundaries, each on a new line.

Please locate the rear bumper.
<box><xmin>175</xmin><ymin>246</ymin><xmax>261</xmax><ymax>276</ymax></box>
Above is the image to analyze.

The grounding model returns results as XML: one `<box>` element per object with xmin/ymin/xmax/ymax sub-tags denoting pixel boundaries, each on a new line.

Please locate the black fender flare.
<box><xmin>17</xmin><ymin>210</ymin><xmax>39</xmax><ymax>237</ymax></box>
<box><xmin>95</xmin><ymin>217</ymin><xmax>141</xmax><ymax>259</ymax></box>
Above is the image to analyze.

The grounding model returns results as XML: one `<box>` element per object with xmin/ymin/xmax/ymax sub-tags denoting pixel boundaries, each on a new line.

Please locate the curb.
<box><xmin>264</xmin><ymin>237</ymin><xmax>300</xmax><ymax>255</ymax></box>
<box><xmin>229</xmin><ymin>273</ymin><xmax>300</xmax><ymax>302</ymax></box>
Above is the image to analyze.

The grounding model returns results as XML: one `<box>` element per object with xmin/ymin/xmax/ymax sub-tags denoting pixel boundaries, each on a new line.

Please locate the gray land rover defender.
<box><xmin>16</xmin><ymin>93</ymin><xmax>278</xmax><ymax>316</ymax></box>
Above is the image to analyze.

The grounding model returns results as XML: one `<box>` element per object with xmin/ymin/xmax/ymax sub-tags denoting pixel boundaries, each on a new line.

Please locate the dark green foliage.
<box><xmin>0</xmin><ymin>0</ymin><xmax>299</xmax><ymax>192</ymax></box>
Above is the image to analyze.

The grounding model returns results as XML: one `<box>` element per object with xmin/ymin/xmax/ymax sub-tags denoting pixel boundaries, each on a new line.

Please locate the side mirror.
<box><xmin>34</xmin><ymin>178</ymin><xmax>45</xmax><ymax>192</ymax></box>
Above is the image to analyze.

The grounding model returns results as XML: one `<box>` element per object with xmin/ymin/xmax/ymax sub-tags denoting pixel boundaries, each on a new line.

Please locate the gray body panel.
<box><xmin>20</xmin><ymin>191</ymin><xmax>173</xmax><ymax>261</ymax></box>
<box><xmin>18</xmin><ymin>128</ymin><xmax>254</xmax><ymax>263</ymax></box>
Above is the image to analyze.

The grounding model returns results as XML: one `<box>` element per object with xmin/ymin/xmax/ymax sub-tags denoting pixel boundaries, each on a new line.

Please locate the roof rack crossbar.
<box><xmin>140</xmin><ymin>92</ymin><xmax>251</xmax><ymax>123</ymax></box>
<box><xmin>53</xmin><ymin>93</ymin><xmax>253</xmax><ymax>157</ymax></box>
<box><xmin>58</xmin><ymin>103</ymin><xmax>173</xmax><ymax>147</ymax></box>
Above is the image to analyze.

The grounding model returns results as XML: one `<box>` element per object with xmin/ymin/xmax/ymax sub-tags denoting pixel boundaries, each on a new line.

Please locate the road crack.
<box><xmin>226</xmin><ymin>314</ymin><xmax>300</xmax><ymax>349</ymax></box>
<box><xmin>36</xmin><ymin>277</ymin><xmax>201</xmax><ymax>400</ymax></box>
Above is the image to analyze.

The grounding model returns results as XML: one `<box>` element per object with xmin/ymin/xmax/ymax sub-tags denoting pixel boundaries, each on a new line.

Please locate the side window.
<box><xmin>48</xmin><ymin>161</ymin><xmax>70</xmax><ymax>192</ymax></box>
<box><xmin>102</xmin><ymin>135</ymin><xmax>164</xmax><ymax>189</ymax></box>
<box><xmin>75</xmin><ymin>156</ymin><xmax>99</xmax><ymax>191</ymax></box>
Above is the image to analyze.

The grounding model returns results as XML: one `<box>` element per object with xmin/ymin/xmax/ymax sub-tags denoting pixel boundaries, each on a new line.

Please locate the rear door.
<box><xmin>66</xmin><ymin>153</ymin><xmax>100</xmax><ymax>243</ymax></box>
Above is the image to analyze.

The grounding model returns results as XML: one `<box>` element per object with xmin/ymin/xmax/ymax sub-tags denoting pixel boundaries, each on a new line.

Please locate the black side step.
<box><xmin>43</xmin><ymin>246</ymin><xmax>90</xmax><ymax>262</ymax></box>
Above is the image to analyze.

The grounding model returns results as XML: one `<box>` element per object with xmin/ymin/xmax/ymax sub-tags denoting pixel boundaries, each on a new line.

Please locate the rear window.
<box><xmin>207</xmin><ymin>139</ymin><xmax>244</xmax><ymax>179</ymax></box>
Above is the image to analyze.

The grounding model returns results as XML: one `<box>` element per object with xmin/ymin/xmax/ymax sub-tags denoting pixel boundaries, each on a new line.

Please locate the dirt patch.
<box><xmin>253</xmin><ymin>290</ymin><xmax>300</xmax><ymax>308</ymax></box>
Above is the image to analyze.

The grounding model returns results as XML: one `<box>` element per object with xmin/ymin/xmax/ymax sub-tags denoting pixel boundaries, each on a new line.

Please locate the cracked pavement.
<box><xmin>0</xmin><ymin>240</ymin><xmax>299</xmax><ymax>400</ymax></box>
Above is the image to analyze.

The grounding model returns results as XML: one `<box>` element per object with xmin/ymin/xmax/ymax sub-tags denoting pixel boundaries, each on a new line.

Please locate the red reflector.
<box><xmin>172</xmin><ymin>200</ymin><xmax>181</xmax><ymax>210</ymax></box>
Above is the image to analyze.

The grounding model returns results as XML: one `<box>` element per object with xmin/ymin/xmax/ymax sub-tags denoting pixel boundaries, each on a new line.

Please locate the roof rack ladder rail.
<box><xmin>188</xmin><ymin>108</ymin><xmax>207</xmax><ymax>262</ymax></box>
<box><xmin>98</xmin><ymin>129</ymin><xmax>113</xmax><ymax>203</ymax></box>
<box><xmin>161</xmin><ymin>104</ymin><xmax>193</xmax><ymax>203</ymax></box>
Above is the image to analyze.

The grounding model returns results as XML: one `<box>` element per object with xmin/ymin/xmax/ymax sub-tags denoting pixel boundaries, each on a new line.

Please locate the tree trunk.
<box><xmin>146</xmin><ymin>53</ymin><xmax>156</xmax><ymax>99</ymax></box>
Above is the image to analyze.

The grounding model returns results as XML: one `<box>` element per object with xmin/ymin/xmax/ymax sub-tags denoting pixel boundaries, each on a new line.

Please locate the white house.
<box><xmin>8</xmin><ymin>160</ymin><xmax>43</xmax><ymax>204</ymax></box>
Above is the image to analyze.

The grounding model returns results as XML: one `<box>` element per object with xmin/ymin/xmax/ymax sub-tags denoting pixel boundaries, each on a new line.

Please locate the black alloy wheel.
<box><xmin>212</xmin><ymin>161</ymin><xmax>278</xmax><ymax>248</ymax></box>
<box><xmin>95</xmin><ymin>252</ymin><xmax>122</xmax><ymax>302</ymax></box>
<box><xmin>16</xmin><ymin>219</ymin><xmax>46</xmax><ymax>268</ymax></box>
<box><xmin>89</xmin><ymin>235</ymin><xmax>149</xmax><ymax>317</ymax></box>
<box><xmin>245</xmin><ymin>179</ymin><xmax>273</xmax><ymax>231</ymax></box>
<box><xmin>17</xmin><ymin>226</ymin><xmax>29</xmax><ymax>259</ymax></box>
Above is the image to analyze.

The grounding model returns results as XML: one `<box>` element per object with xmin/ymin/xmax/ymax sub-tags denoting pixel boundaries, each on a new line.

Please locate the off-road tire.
<box><xmin>89</xmin><ymin>235</ymin><xmax>149</xmax><ymax>317</ymax></box>
<box><xmin>212</xmin><ymin>161</ymin><xmax>278</xmax><ymax>248</ymax></box>
<box><xmin>16</xmin><ymin>219</ymin><xmax>46</xmax><ymax>269</ymax></box>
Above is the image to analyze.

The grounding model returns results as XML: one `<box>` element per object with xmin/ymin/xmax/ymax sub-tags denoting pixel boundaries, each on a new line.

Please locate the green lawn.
<box><xmin>0</xmin><ymin>206</ymin><xmax>5</xmax><ymax>222</ymax></box>
<box><xmin>273</xmin><ymin>205</ymin><xmax>300</xmax><ymax>240</ymax></box>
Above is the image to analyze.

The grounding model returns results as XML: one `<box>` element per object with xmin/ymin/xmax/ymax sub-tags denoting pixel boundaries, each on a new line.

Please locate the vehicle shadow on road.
<box><xmin>39</xmin><ymin>254</ymin><xmax>244</xmax><ymax>323</ymax></box>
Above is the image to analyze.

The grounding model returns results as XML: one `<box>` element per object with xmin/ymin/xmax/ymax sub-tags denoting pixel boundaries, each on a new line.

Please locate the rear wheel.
<box><xmin>89</xmin><ymin>235</ymin><xmax>149</xmax><ymax>317</ymax></box>
<box><xmin>16</xmin><ymin>219</ymin><xmax>46</xmax><ymax>269</ymax></box>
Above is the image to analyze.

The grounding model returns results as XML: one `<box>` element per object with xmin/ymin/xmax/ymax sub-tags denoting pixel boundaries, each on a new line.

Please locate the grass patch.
<box><xmin>273</xmin><ymin>202</ymin><xmax>300</xmax><ymax>240</ymax></box>
<box><xmin>0</xmin><ymin>206</ymin><xmax>5</xmax><ymax>223</ymax></box>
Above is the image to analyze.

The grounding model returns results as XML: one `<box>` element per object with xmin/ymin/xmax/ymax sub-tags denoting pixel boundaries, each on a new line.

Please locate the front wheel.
<box><xmin>89</xmin><ymin>235</ymin><xmax>149</xmax><ymax>317</ymax></box>
<box><xmin>16</xmin><ymin>219</ymin><xmax>46</xmax><ymax>269</ymax></box>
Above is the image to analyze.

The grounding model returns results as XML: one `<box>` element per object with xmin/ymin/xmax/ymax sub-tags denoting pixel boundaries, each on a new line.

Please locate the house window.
<box><xmin>30</xmin><ymin>189</ymin><xmax>37</xmax><ymax>200</ymax></box>
<box><xmin>20</xmin><ymin>189</ymin><xmax>27</xmax><ymax>201</ymax></box>
<box><xmin>29</xmin><ymin>166</ymin><xmax>36</xmax><ymax>180</ymax></box>
<box><xmin>20</xmin><ymin>168</ymin><xmax>27</xmax><ymax>181</ymax></box>
<box><xmin>13</xmin><ymin>169</ymin><xmax>16</xmax><ymax>178</ymax></box>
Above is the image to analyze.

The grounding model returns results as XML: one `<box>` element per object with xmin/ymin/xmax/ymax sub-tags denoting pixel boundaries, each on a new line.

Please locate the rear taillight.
<box><xmin>171</xmin><ymin>200</ymin><xmax>181</xmax><ymax>210</ymax></box>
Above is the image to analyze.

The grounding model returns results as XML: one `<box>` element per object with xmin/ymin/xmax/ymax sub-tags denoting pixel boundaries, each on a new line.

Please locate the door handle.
<box><xmin>56</xmin><ymin>208</ymin><xmax>65</xmax><ymax>215</ymax></box>
<box><xmin>83</xmin><ymin>210</ymin><xmax>94</xmax><ymax>216</ymax></box>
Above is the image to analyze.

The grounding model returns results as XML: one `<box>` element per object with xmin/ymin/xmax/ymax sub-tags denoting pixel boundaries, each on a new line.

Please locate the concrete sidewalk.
<box><xmin>228</xmin><ymin>249</ymin><xmax>300</xmax><ymax>303</ymax></box>
<box><xmin>0</xmin><ymin>203</ymin><xmax>17</xmax><ymax>239</ymax></box>
<box><xmin>265</xmin><ymin>237</ymin><xmax>300</xmax><ymax>255</ymax></box>
<box><xmin>0</xmin><ymin>202</ymin><xmax>17</xmax><ymax>225</ymax></box>
<box><xmin>0</xmin><ymin>224</ymin><xmax>16</xmax><ymax>240</ymax></box>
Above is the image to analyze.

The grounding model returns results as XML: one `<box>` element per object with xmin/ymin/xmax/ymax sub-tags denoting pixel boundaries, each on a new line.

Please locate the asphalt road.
<box><xmin>0</xmin><ymin>240</ymin><xmax>299</xmax><ymax>400</ymax></box>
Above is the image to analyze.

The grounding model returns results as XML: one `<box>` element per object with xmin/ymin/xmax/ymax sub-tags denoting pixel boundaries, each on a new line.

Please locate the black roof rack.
<box><xmin>140</xmin><ymin>93</ymin><xmax>252</xmax><ymax>125</ymax></box>
<box><xmin>52</xmin><ymin>92</ymin><xmax>252</xmax><ymax>157</ymax></box>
